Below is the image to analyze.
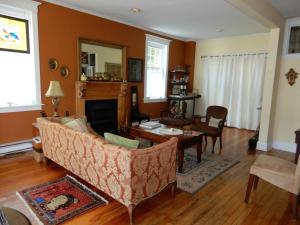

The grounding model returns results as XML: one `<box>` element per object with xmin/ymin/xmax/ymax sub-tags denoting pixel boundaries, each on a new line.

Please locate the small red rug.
<box><xmin>17</xmin><ymin>175</ymin><xmax>107</xmax><ymax>225</ymax></box>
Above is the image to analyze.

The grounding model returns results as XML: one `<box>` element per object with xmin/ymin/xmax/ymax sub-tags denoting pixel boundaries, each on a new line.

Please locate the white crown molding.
<box><xmin>43</xmin><ymin>0</ymin><xmax>188</xmax><ymax>42</ymax></box>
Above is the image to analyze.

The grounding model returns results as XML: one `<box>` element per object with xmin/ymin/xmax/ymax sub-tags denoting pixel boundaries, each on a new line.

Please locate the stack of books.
<box><xmin>139</xmin><ymin>121</ymin><xmax>161</xmax><ymax>129</ymax></box>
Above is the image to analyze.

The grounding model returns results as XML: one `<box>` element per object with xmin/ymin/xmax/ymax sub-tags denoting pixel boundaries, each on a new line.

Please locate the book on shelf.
<box><xmin>139</xmin><ymin>121</ymin><xmax>161</xmax><ymax>129</ymax></box>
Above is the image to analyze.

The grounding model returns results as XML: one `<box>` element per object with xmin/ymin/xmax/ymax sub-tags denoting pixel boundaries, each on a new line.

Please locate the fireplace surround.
<box><xmin>75</xmin><ymin>81</ymin><xmax>130</xmax><ymax>133</ymax></box>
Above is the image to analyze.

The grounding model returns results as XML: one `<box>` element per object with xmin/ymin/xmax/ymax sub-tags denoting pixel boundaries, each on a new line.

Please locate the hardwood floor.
<box><xmin>0</xmin><ymin>127</ymin><xmax>299</xmax><ymax>225</ymax></box>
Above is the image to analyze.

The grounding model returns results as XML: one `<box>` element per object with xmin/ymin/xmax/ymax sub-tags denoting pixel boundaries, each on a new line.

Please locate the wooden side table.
<box><xmin>32</xmin><ymin>123</ymin><xmax>44</xmax><ymax>163</ymax></box>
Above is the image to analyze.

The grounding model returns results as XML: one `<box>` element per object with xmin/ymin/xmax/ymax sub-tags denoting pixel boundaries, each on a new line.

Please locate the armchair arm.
<box><xmin>193</xmin><ymin>115</ymin><xmax>207</xmax><ymax>124</ymax></box>
<box><xmin>218</xmin><ymin>119</ymin><xmax>226</xmax><ymax>130</ymax></box>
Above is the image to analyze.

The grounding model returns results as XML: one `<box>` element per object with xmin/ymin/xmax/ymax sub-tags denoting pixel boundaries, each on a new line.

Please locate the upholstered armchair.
<box><xmin>245</xmin><ymin>154</ymin><xmax>300</xmax><ymax>219</ymax></box>
<box><xmin>191</xmin><ymin>105</ymin><xmax>228</xmax><ymax>153</ymax></box>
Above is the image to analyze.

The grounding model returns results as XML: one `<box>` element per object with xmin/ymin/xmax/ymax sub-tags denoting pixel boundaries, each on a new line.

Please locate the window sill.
<box><xmin>144</xmin><ymin>98</ymin><xmax>167</xmax><ymax>103</ymax></box>
<box><xmin>0</xmin><ymin>104</ymin><xmax>42</xmax><ymax>113</ymax></box>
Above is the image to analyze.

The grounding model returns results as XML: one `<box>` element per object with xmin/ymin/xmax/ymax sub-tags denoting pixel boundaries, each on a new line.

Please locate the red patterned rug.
<box><xmin>17</xmin><ymin>175</ymin><xmax>108</xmax><ymax>225</ymax></box>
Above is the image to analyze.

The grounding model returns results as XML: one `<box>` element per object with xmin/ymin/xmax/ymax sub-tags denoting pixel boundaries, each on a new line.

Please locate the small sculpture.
<box><xmin>286</xmin><ymin>68</ymin><xmax>298</xmax><ymax>86</ymax></box>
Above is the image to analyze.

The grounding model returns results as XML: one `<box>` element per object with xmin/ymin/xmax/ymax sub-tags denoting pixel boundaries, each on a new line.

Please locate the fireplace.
<box><xmin>75</xmin><ymin>81</ymin><xmax>130</xmax><ymax>133</ymax></box>
<box><xmin>85</xmin><ymin>99</ymin><xmax>118</xmax><ymax>135</ymax></box>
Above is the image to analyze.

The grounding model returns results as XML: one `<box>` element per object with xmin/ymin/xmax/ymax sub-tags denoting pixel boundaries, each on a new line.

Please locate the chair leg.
<box><xmin>253</xmin><ymin>176</ymin><xmax>259</xmax><ymax>190</ymax></box>
<box><xmin>211</xmin><ymin>136</ymin><xmax>217</xmax><ymax>154</ymax></box>
<box><xmin>128</xmin><ymin>204</ymin><xmax>136</xmax><ymax>225</ymax></box>
<box><xmin>291</xmin><ymin>194</ymin><xmax>298</xmax><ymax>220</ymax></box>
<box><xmin>219</xmin><ymin>135</ymin><xmax>223</xmax><ymax>149</ymax></box>
<box><xmin>245</xmin><ymin>174</ymin><xmax>255</xmax><ymax>203</ymax></box>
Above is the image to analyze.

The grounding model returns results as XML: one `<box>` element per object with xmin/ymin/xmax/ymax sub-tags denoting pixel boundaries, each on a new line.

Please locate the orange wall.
<box><xmin>0</xmin><ymin>2</ymin><xmax>195</xmax><ymax>144</ymax></box>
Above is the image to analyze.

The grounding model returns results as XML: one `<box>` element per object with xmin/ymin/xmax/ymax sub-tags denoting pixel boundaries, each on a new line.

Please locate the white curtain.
<box><xmin>200</xmin><ymin>54</ymin><xmax>267</xmax><ymax>130</ymax></box>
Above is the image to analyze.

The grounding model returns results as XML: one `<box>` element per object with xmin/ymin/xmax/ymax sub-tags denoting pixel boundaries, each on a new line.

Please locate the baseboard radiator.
<box><xmin>0</xmin><ymin>140</ymin><xmax>32</xmax><ymax>156</ymax></box>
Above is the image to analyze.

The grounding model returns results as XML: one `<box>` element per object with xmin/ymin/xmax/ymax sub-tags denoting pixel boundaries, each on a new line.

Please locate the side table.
<box><xmin>32</xmin><ymin>123</ymin><xmax>44</xmax><ymax>163</ymax></box>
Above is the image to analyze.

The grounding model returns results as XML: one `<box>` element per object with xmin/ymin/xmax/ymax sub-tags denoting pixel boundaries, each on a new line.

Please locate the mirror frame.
<box><xmin>78</xmin><ymin>38</ymin><xmax>127</xmax><ymax>81</ymax></box>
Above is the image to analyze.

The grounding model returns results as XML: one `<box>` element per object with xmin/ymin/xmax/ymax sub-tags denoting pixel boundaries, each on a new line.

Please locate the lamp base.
<box><xmin>51</xmin><ymin>97</ymin><xmax>61</xmax><ymax>117</ymax></box>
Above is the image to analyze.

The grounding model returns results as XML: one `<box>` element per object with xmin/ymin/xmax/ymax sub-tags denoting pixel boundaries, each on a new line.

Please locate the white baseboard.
<box><xmin>0</xmin><ymin>140</ymin><xmax>32</xmax><ymax>156</ymax></box>
<box><xmin>272</xmin><ymin>141</ymin><xmax>296</xmax><ymax>153</ymax></box>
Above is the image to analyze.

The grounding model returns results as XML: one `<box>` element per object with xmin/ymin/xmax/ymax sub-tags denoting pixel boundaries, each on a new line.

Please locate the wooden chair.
<box><xmin>130</xmin><ymin>86</ymin><xmax>150</xmax><ymax>124</ymax></box>
<box><xmin>245</xmin><ymin>154</ymin><xmax>300</xmax><ymax>219</ymax></box>
<box><xmin>191</xmin><ymin>105</ymin><xmax>228</xmax><ymax>153</ymax></box>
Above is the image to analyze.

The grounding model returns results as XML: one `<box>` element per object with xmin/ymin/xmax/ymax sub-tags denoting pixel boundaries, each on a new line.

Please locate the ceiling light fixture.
<box><xmin>216</xmin><ymin>28</ymin><xmax>224</xmax><ymax>33</ymax></box>
<box><xmin>130</xmin><ymin>8</ymin><xmax>142</xmax><ymax>13</ymax></box>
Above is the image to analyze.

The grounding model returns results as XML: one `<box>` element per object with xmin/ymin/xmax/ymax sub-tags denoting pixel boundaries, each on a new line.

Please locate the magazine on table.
<box><xmin>139</xmin><ymin>121</ymin><xmax>161</xmax><ymax>129</ymax></box>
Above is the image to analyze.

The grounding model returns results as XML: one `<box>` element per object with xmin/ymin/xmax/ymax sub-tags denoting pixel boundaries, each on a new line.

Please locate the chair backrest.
<box><xmin>206</xmin><ymin>105</ymin><xmax>228</xmax><ymax>122</ymax></box>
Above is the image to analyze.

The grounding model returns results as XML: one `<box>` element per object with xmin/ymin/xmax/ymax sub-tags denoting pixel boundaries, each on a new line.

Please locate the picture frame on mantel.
<box><xmin>128</xmin><ymin>58</ymin><xmax>143</xmax><ymax>82</ymax></box>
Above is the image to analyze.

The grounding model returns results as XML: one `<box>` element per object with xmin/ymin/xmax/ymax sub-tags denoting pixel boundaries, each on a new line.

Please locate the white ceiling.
<box><xmin>266</xmin><ymin>0</ymin><xmax>300</xmax><ymax>18</ymax></box>
<box><xmin>46</xmin><ymin>0</ymin><xmax>269</xmax><ymax>40</ymax></box>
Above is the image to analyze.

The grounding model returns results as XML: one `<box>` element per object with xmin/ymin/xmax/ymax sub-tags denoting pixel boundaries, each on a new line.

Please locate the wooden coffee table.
<box><xmin>129</xmin><ymin>124</ymin><xmax>204</xmax><ymax>173</ymax></box>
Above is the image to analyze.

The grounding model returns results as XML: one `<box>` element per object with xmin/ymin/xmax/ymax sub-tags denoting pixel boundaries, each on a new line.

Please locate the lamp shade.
<box><xmin>45</xmin><ymin>81</ymin><xmax>64</xmax><ymax>97</ymax></box>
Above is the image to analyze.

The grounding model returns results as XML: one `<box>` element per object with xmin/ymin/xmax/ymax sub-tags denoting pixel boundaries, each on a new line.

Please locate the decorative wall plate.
<box><xmin>48</xmin><ymin>58</ymin><xmax>59</xmax><ymax>71</ymax></box>
<box><xmin>60</xmin><ymin>66</ymin><xmax>69</xmax><ymax>78</ymax></box>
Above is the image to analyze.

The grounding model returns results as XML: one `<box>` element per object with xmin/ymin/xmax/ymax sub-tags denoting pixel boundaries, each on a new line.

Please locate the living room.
<box><xmin>1</xmin><ymin>0</ymin><xmax>300</xmax><ymax>224</ymax></box>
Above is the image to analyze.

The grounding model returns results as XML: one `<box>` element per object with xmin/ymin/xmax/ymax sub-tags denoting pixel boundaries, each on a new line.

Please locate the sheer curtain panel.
<box><xmin>200</xmin><ymin>54</ymin><xmax>267</xmax><ymax>130</ymax></box>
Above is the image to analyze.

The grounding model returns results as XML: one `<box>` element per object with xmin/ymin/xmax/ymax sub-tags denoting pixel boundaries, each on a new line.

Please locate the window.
<box><xmin>144</xmin><ymin>34</ymin><xmax>170</xmax><ymax>103</ymax></box>
<box><xmin>0</xmin><ymin>0</ymin><xmax>41</xmax><ymax>113</ymax></box>
<box><xmin>283</xmin><ymin>18</ymin><xmax>300</xmax><ymax>58</ymax></box>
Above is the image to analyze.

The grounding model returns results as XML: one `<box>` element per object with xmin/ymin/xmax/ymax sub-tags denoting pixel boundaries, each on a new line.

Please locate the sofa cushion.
<box><xmin>64</xmin><ymin>118</ymin><xmax>89</xmax><ymax>133</ymax></box>
<box><xmin>104</xmin><ymin>133</ymin><xmax>139</xmax><ymax>149</ymax></box>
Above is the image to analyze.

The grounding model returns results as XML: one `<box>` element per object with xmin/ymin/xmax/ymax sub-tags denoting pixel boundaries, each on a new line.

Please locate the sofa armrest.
<box><xmin>128</xmin><ymin>137</ymin><xmax>178</xmax><ymax>205</ymax></box>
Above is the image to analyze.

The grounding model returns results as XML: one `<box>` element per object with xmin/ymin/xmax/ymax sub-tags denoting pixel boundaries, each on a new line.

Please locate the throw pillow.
<box><xmin>64</xmin><ymin>118</ymin><xmax>89</xmax><ymax>133</ymax></box>
<box><xmin>208</xmin><ymin>117</ymin><xmax>222</xmax><ymax>128</ymax></box>
<box><xmin>104</xmin><ymin>133</ymin><xmax>139</xmax><ymax>149</ymax></box>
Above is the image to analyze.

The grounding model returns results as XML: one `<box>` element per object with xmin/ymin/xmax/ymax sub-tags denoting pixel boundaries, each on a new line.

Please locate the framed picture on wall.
<box><xmin>0</xmin><ymin>14</ymin><xmax>30</xmax><ymax>53</ymax></box>
<box><xmin>128</xmin><ymin>58</ymin><xmax>143</xmax><ymax>82</ymax></box>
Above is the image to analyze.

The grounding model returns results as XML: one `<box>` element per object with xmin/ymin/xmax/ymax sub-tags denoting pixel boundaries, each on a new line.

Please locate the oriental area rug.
<box><xmin>17</xmin><ymin>175</ymin><xmax>107</xmax><ymax>225</ymax></box>
<box><xmin>176</xmin><ymin>148</ymin><xmax>239</xmax><ymax>194</ymax></box>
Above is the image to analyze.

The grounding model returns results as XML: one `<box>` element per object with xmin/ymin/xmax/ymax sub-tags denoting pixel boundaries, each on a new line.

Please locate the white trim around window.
<box><xmin>283</xmin><ymin>17</ymin><xmax>300</xmax><ymax>59</ymax></box>
<box><xmin>144</xmin><ymin>34</ymin><xmax>171</xmax><ymax>103</ymax></box>
<box><xmin>0</xmin><ymin>0</ymin><xmax>41</xmax><ymax>113</ymax></box>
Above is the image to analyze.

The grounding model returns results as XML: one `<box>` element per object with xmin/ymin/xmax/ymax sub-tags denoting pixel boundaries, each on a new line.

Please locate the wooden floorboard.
<box><xmin>0</xmin><ymin>127</ymin><xmax>299</xmax><ymax>225</ymax></box>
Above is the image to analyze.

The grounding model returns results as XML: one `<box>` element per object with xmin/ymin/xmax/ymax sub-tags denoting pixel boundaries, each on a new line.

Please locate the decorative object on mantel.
<box><xmin>48</xmin><ymin>58</ymin><xmax>59</xmax><ymax>71</ymax></box>
<box><xmin>60</xmin><ymin>65</ymin><xmax>69</xmax><ymax>78</ymax></box>
<box><xmin>128</xmin><ymin>58</ymin><xmax>143</xmax><ymax>82</ymax></box>
<box><xmin>45</xmin><ymin>81</ymin><xmax>64</xmax><ymax>117</ymax></box>
<box><xmin>79</xmin><ymin>82</ymin><xmax>87</xmax><ymax>99</ymax></box>
<box><xmin>286</xmin><ymin>68</ymin><xmax>298</xmax><ymax>86</ymax></box>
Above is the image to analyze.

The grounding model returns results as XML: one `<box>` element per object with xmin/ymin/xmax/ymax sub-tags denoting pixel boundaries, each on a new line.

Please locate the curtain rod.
<box><xmin>200</xmin><ymin>53</ymin><xmax>267</xmax><ymax>58</ymax></box>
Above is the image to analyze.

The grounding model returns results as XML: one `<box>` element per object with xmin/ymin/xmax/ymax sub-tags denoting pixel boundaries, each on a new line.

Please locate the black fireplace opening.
<box><xmin>85</xmin><ymin>99</ymin><xmax>118</xmax><ymax>136</ymax></box>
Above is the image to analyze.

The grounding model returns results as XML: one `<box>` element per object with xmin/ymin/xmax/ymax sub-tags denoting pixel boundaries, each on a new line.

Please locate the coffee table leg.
<box><xmin>178</xmin><ymin>147</ymin><xmax>184</xmax><ymax>173</ymax></box>
<box><xmin>197</xmin><ymin>137</ymin><xmax>202</xmax><ymax>163</ymax></box>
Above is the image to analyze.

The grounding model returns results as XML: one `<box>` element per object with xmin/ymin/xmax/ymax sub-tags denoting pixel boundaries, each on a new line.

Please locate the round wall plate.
<box><xmin>60</xmin><ymin>66</ymin><xmax>69</xmax><ymax>78</ymax></box>
<box><xmin>48</xmin><ymin>58</ymin><xmax>59</xmax><ymax>71</ymax></box>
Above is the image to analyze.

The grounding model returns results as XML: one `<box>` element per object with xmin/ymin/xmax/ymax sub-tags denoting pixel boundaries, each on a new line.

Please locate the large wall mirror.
<box><xmin>78</xmin><ymin>38</ymin><xmax>127</xmax><ymax>81</ymax></box>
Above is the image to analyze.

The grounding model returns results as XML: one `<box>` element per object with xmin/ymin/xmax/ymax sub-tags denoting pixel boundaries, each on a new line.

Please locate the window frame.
<box><xmin>144</xmin><ymin>34</ymin><xmax>171</xmax><ymax>103</ymax></box>
<box><xmin>0</xmin><ymin>0</ymin><xmax>41</xmax><ymax>113</ymax></box>
<box><xmin>283</xmin><ymin>17</ymin><xmax>300</xmax><ymax>59</ymax></box>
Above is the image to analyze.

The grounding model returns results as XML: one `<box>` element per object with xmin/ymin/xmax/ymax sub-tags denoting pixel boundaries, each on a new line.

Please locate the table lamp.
<box><xmin>45</xmin><ymin>81</ymin><xmax>64</xmax><ymax>117</ymax></box>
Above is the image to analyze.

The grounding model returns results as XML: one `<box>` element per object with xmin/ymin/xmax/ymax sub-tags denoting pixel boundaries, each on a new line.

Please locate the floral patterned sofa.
<box><xmin>37</xmin><ymin>117</ymin><xmax>178</xmax><ymax>225</ymax></box>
